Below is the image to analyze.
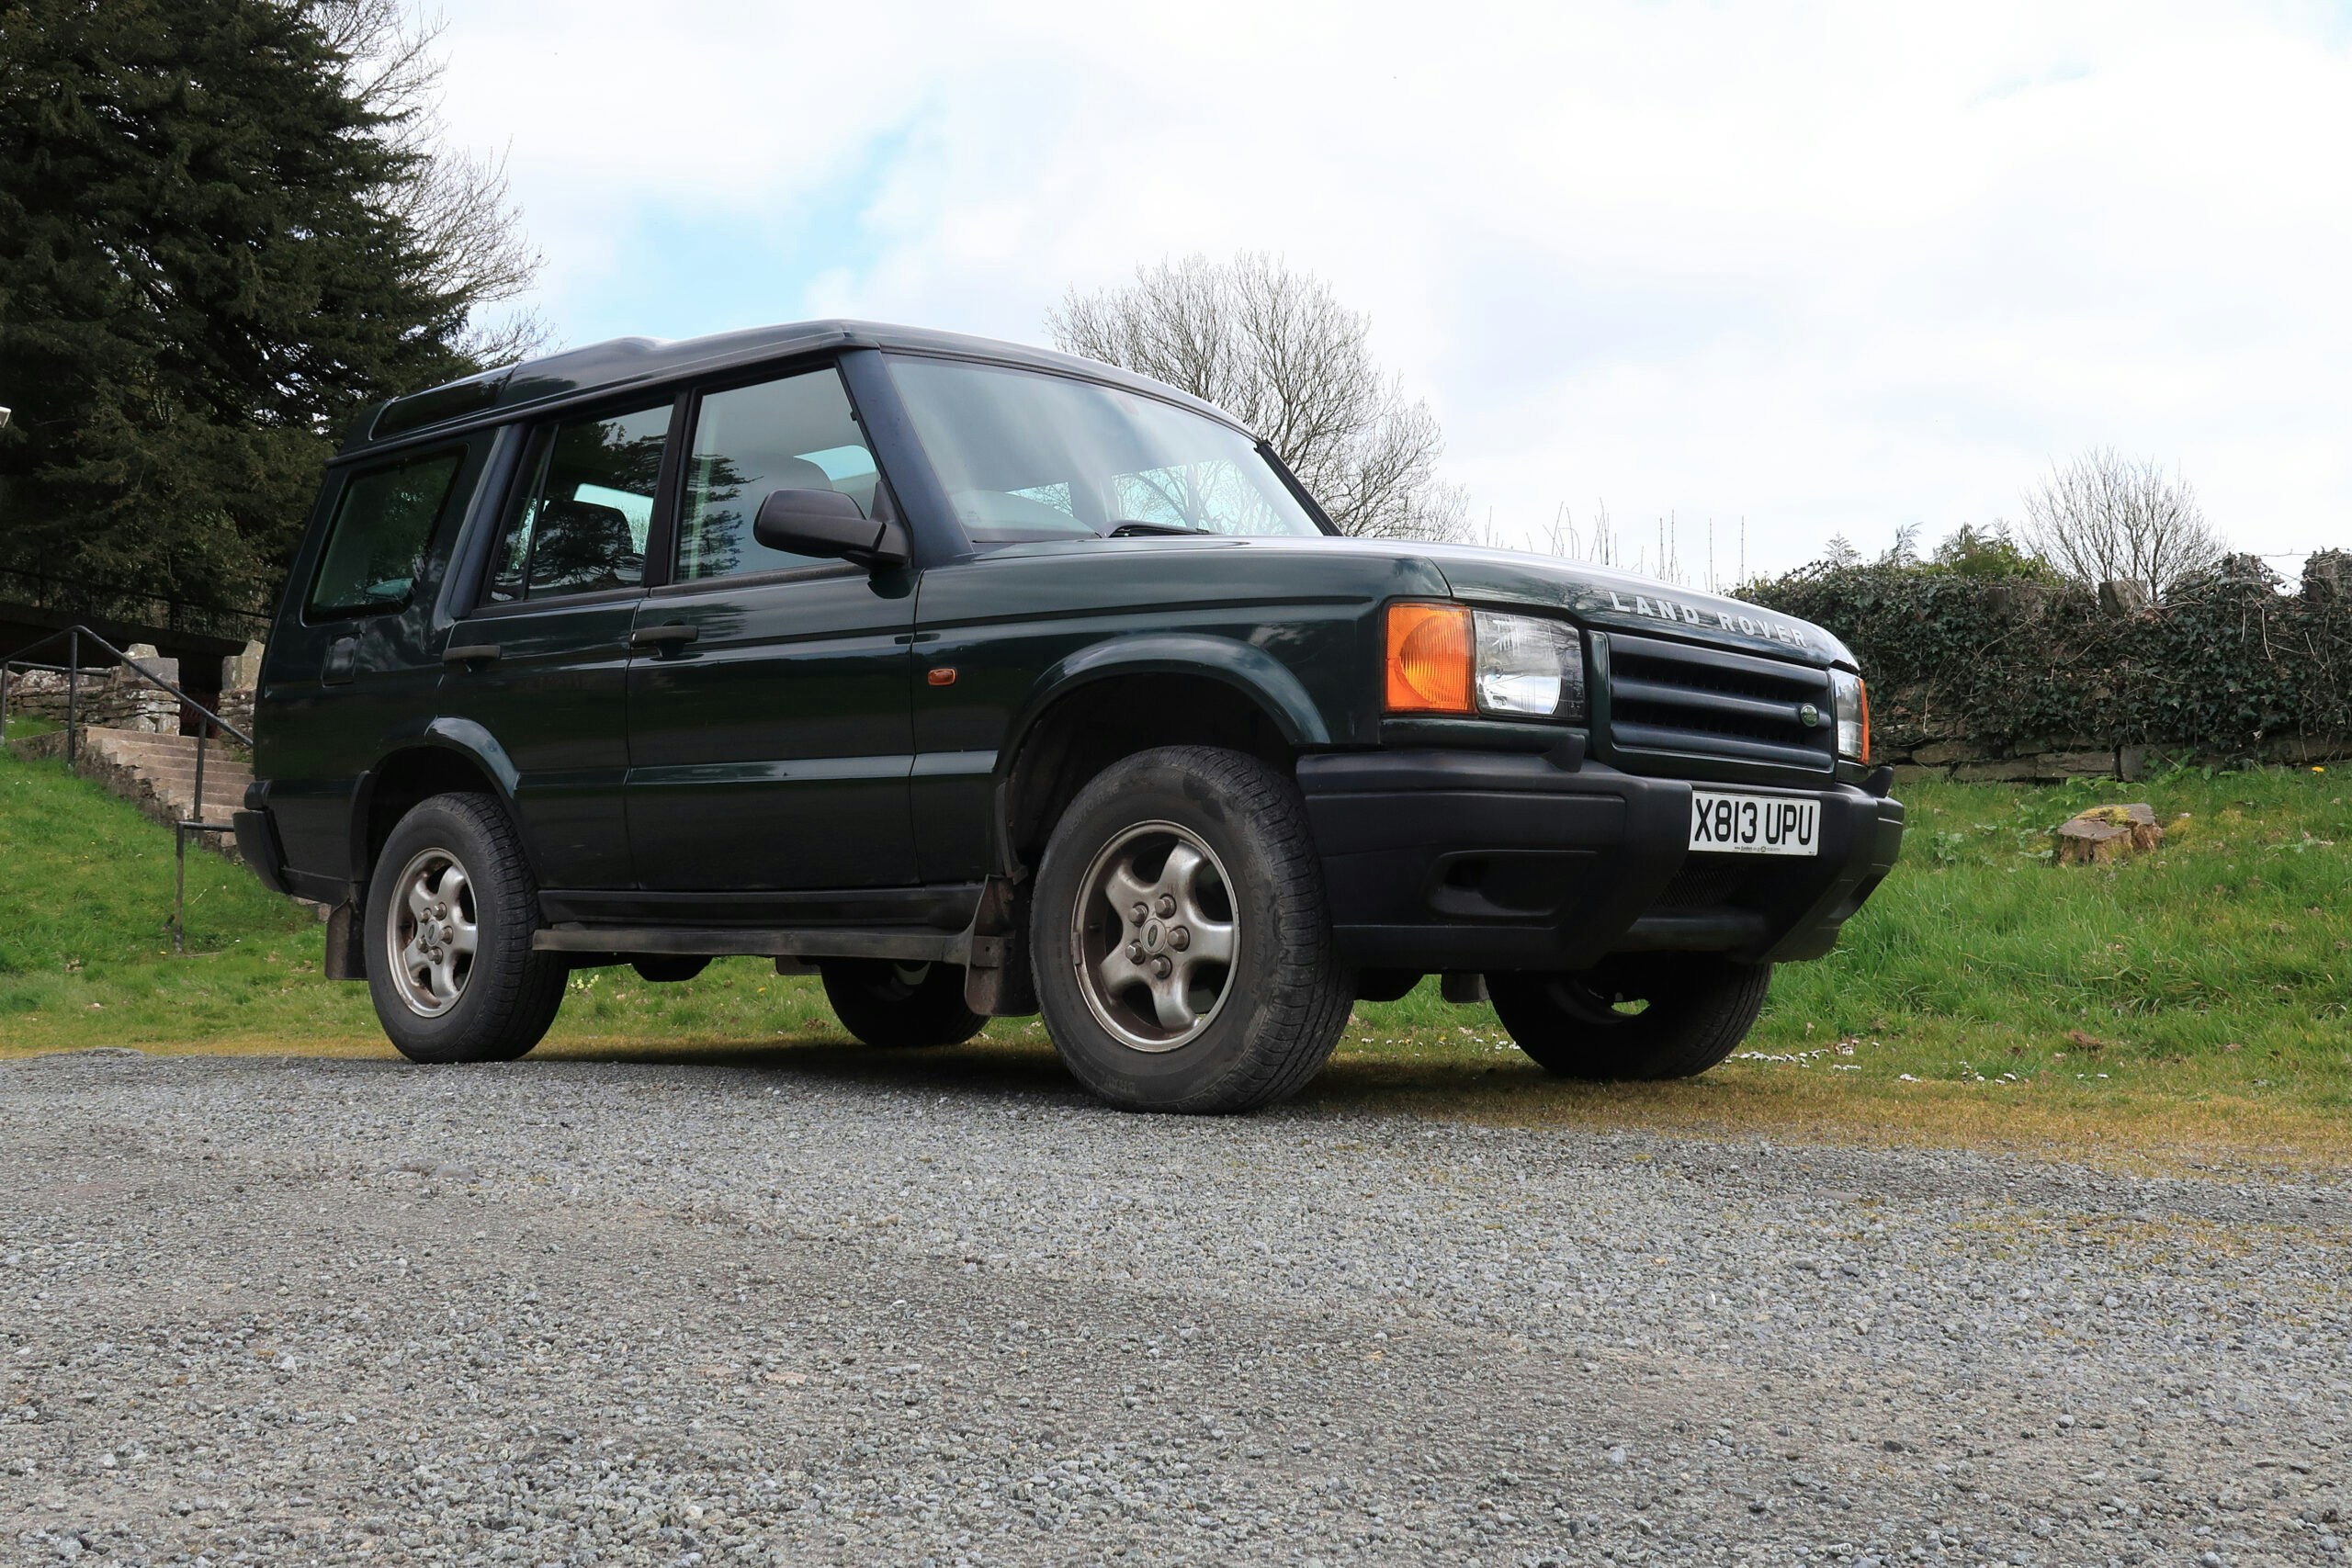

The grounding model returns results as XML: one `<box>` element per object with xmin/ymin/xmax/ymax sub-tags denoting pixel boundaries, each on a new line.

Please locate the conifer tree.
<box><xmin>0</xmin><ymin>0</ymin><xmax>524</xmax><ymax>618</ymax></box>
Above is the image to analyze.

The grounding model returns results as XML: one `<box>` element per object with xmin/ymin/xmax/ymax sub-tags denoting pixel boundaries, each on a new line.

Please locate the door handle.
<box><xmin>630</xmin><ymin>624</ymin><xmax>700</xmax><ymax>650</ymax></box>
<box><xmin>322</xmin><ymin>637</ymin><xmax>358</xmax><ymax>686</ymax></box>
<box><xmin>443</xmin><ymin>642</ymin><xmax>502</xmax><ymax>665</ymax></box>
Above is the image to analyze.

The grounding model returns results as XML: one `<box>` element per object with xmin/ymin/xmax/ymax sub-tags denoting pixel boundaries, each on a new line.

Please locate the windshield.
<box><xmin>886</xmin><ymin>355</ymin><xmax>1328</xmax><ymax>544</ymax></box>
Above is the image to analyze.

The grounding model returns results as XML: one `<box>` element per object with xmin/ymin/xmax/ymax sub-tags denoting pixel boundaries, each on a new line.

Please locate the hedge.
<box><xmin>1741</xmin><ymin>551</ymin><xmax>2352</xmax><ymax>766</ymax></box>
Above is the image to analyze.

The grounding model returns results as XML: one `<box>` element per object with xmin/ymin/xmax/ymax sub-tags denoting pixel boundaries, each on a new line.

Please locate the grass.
<box><xmin>3</xmin><ymin>718</ymin><xmax>2347</xmax><ymax>1168</ymax></box>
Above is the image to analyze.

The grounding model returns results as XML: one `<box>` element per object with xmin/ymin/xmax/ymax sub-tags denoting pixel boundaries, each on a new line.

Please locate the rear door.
<box><xmin>435</xmin><ymin>397</ymin><xmax>675</xmax><ymax>890</ymax></box>
<box><xmin>266</xmin><ymin>441</ymin><xmax>486</xmax><ymax>884</ymax></box>
<box><xmin>624</xmin><ymin>362</ymin><xmax>919</xmax><ymax>891</ymax></box>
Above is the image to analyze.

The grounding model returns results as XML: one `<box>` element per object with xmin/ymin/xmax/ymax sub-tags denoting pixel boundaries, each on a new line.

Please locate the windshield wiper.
<box><xmin>1106</xmin><ymin>520</ymin><xmax>1209</xmax><ymax>537</ymax></box>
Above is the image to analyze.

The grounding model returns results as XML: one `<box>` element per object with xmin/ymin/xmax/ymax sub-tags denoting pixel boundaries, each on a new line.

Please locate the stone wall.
<box><xmin>2</xmin><ymin>638</ymin><xmax>263</xmax><ymax>739</ymax></box>
<box><xmin>1884</xmin><ymin>732</ymin><xmax>2352</xmax><ymax>786</ymax></box>
<box><xmin>2</xmin><ymin>649</ymin><xmax>182</xmax><ymax>733</ymax></box>
<box><xmin>216</xmin><ymin>686</ymin><xmax>255</xmax><ymax>739</ymax></box>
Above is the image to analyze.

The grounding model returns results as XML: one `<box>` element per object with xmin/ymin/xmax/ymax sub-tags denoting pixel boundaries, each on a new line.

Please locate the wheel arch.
<box><xmin>997</xmin><ymin>636</ymin><xmax>1329</xmax><ymax>874</ymax></box>
<box><xmin>350</xmin><ymin>719</ymin><xmax>526</xmax><ymax>886</ymax></box>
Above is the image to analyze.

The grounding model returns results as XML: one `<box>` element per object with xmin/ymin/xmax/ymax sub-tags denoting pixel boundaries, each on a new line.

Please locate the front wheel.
<box><xmin>364</xmin><ymin>792</ymin><xmax>568</xmax><ymax>1063</ymax></box>
<box><xmin>820</xmin><ymin>960</ymin><xmax>987</xmax><ymax>1049</ymax></box>
<box><xmin>1031</xmin><ymin>746</ymin><xmax>1351</xmax><ymax>1113</ymax></box>
<box><xmin>1487</xmin><ymin>954</ymin><xmax>1772</xmax><ymax>1081</ymax></box>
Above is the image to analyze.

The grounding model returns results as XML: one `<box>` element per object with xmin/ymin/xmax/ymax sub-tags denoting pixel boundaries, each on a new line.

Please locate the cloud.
<box><xmin>435</xmin><ymin>0</ymin><xmax>2352</xmax><ymax>578</ymax></box>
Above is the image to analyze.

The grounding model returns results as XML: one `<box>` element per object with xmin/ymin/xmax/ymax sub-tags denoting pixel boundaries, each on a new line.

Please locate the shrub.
<box><xmin>1744</xmin><ymin>550</ymin><xmax>2351</xmax><ymax>759</ymax></box>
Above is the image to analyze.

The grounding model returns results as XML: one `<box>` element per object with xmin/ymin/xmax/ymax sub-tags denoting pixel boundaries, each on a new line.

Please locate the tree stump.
<box><xmin>2053</xmin><ymin>804</ymin><xmax>2163</xmax><ymax>864</ymax></box>
<box><xmin>2097</xmin><ymin>580</ymin><xmax>2153</xmax><ymax>615</ymax></box>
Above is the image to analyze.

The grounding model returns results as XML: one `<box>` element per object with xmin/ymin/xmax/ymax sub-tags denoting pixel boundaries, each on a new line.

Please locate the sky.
<box><xmin>431</xmin><ymin>0</ymin><xmax>2351</xmax><ymax>582</ymax></box>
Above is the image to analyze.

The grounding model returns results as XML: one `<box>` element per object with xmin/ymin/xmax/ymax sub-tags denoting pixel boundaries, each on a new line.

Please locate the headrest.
<box><xmin>768</xmin><ymin>457</ymin><xmax>835</xmax><ymax>493</ymax></box>
<box><xmin>541</xmin><ymin>497</ymin><xmax>633</xmax><ymax>545</ymax></box>
<box><xmin>531</xmin><ymin>498</ymin><xmax>641</xmax><ymax>592</ymax></box>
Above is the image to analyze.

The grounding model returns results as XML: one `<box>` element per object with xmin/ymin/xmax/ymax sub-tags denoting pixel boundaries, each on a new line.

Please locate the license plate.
<box><xmin>1688</xmin><ymin>790</ymin><xmax>1819</xmax><ymax>856</ymax></box>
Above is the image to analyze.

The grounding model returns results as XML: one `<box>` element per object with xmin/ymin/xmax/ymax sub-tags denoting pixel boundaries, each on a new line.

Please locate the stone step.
<box><xmin>111</xmin><ymin>761</ymin><xmax>254</xmax><ymax>786</ymax></box>
<box><xmin>94</xmin><ymin>740</ymin><xmax>254</xmax><ymax>762</ymax></box>
<box><xmin>150</xmin><ymin>779</ymin><xmax>251</xmax><ymax>801</ymax></box>
<box><xmin>121</xmin><ymin>738</ymin><xmax>254</xmax><ymax>752</ymax></box>
<box><xmin>85</xmin><ymin>750</ymin><xmax>252</xmax><ymax>776</ymax></box>
<box><xmin>96</xmin><ymin>756</ymin><xmax>254</xmax><ymax>781</ymax></box>
<box><xmin>69</xmin><ymin>745</ymin><xmax>253</xmax><ymax>794</ymax></box>
<box><xmin>99</xmin><ymin>770</ymin><xmax>253</xmax><ymax>795</ymax></box>
<box><xmin>113</xmin><ymin>747</ymin><xmax>253</xmax><ymax>763</ymax></box>
<box><xmin>85</xmin><ymin>734</ymin><xmax>250</xmax><ymax>759</ymax></box>
<box><xmin>147</xmin><ymin>775</ymin><xmax>253</xmax><ymax>799</ymax></box>
<box><xmin>131</xmin><ymin>777</ymin><xmax>246</xmax><ymax>804</ymax></box>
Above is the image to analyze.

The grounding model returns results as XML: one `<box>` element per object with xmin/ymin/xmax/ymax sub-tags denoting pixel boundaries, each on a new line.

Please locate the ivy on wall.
<box><xmin>1743</xmin><ymin>551</ymin><xmax>2351</xmax><ymax>761</ymax></box>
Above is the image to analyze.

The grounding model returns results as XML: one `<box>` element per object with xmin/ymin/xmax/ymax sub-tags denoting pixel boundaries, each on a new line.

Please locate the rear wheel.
<box><xmin>1031</xmin><ymin>745</ymin><xmax>1350</xmax><ymax>1113</ymax></box>
<box><xmin>820</xmin><ymin>960</ymin><xmax>987</xmax><ymax>1049</ymax></box>
<box><xmin>364</xmin><ymin>793</ymin><xmax>567</xmax><ymax>1064</ymax></box>
<box><xmin>1487</xmin><ymin>954</ymin><xmax>1772</xmax><ymax>1081</ymax></box>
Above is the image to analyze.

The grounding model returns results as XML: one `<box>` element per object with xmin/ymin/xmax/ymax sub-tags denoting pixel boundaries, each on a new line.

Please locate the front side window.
<box><xmin>886</xmin><ymin>356</ymin><xmax>1327</xmax><ymax>545</ymax></box>
<box><xmin>488</xmin><ymin>402</ymin><xmax>670</xmax><ymax>603</ymax></box>
<box><xmin>306</xmin><ymin>450</ymin><xmax>464</xmax><ymax>618</ymax></box>
<box><xmin>676</xmin><ymin>367</ymin><xmax>878</xmax><ymax>581</ymax></box>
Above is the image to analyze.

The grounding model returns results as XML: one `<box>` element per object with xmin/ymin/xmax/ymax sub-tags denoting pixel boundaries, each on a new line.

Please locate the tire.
<box><xmin>363</xmin><ymin>792</ymin><xmax>568</xmax><ymax>1064</ymax></box>
<box><xmin>820</xmin><ymin>960</ymin><xmax>987</xmax><ymax>1049</ymax></box>
<box><xmin>1030</xmin><ymin>745</ymin><xmax>1351</xmax><ymax>1113</ymax></box>
<box><xmin>1487</xmin><ymin>953</ymin><xmax>1772</xmax><ymax>1081</ymax></box>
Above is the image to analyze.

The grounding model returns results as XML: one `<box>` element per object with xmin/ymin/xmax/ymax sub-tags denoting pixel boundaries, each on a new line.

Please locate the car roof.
<box><xmin>340</xmin><ymin>319</ymin><xmax>1250</xmax><ymax>458</ymax></box>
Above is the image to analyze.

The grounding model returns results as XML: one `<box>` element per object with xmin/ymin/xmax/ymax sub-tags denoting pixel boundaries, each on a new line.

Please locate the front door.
<box><xmin>436</xmin><ymin>398</ymin><xmax>673</xmax><ymax>890</ymax></box>
<box><xmin>625</xmin><ymin>364</ymin><xmax>919</xmax><ymax>891</ymax></box>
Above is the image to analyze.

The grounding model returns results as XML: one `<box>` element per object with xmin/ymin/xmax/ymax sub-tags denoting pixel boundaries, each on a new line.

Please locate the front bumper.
<box><xmin>1296</xmin><ymin>749</ymin><xmax>1904</xmax><ymax>973</ymax></box>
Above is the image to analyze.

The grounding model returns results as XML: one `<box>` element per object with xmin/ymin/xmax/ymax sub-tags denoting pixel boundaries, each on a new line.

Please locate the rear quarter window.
<box><xmin>306</xmin><ymin>449</ymin><xmax>466</xmax><ymax>619</ymax></box>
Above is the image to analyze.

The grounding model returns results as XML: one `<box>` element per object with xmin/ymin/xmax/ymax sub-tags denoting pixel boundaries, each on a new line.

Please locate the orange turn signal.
<box><xmin>1384</xmin><ymin>602</ymin><xmax>1474</xmax><ymax>714</ymax></box>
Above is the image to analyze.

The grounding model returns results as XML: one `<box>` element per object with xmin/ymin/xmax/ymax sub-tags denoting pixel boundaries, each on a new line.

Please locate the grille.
<box><xmin>1653</xmin><ymin>857</ymin><xmax>1750</xmax><ymax>908</ymax></box>
<box><xmin>1605</xmin><ymin>632</ymin><xmax>1836</xmax><ymax>775</ymax></box>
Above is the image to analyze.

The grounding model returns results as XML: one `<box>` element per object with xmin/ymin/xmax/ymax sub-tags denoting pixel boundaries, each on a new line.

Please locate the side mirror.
<box><xmin>752</xmin><ymin>488</ymin><xmax>909</xmax><ymax>570</ymax></box>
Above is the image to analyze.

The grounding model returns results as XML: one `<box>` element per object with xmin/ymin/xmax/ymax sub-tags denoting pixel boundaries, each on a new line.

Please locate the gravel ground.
<box><xmin>1</xmin><ymin>1048</ymin><xmax>2347</xmax><ymax>1568</ymax></box>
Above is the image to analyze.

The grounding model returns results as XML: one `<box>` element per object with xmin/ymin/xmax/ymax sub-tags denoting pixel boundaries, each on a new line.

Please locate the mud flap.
<box><xmin>960</xmin><ymin>875</ymin><xmax>1039</xmax><ymax>1017</ymax></box>
<box><xmin>323</xmin><ymin>902</ymin><xmax>368</xmax><ymax>981</ymax></box>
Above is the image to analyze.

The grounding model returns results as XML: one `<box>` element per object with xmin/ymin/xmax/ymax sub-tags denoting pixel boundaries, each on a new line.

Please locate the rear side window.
<box><xmin>305</xmin><ymin>450</ymin><xmax>464</xmax><ymax>618</ymax></box>
<box><xmin>488</xmin><ymin>401</ymin><xmax>671</xmax><ymax>602</ymax></box>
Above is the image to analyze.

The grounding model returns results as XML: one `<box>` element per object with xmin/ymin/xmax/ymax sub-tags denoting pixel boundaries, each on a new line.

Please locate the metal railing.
<box><xmin>2</xmin><ymin>625</ymin><xmax>257</xmax><ymax>951</ymax></box>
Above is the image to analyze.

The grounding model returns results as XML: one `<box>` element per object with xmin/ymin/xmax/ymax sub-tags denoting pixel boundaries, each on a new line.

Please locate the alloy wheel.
<box><xmin>1070</xmin><ymin>820</ymin><xmax>1239</xmax><ymax>1052</ymax></box>
<box><xmin>386</xmin><ymin>846</ymin><xmax>479</xmax><ymax>1018</ymax></box>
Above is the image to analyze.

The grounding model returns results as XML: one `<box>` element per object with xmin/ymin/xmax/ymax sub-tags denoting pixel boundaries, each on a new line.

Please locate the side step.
<box><xmin>531</xmin><ymin>925</ymin><xmax>995</xmax><ymax>966</ymax></box>
<box><xmin>526</xmin><ymin>877</ymin><xmax>1034</xmax><ymax>1017</ymax></box>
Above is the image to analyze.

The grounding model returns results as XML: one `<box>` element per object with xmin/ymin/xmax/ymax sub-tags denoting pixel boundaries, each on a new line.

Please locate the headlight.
<box><xmin>1828</xmin><ymin>670</ymin><xmax>1870</xmax><ymax>761</ymax></box>
<box><xmin>1384</xmin><ymin>603</ymin><xmax>1586</xmax><ymax>722</ymax></box>
<box><xmin>1475</xmin><ymin>611</ymin><xmax>1584</xmax><ymax>717</ymax></box>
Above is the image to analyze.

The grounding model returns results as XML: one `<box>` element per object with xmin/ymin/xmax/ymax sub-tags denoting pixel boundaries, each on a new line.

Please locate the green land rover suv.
<box><xmin>233</xmin><ymin>321</ymin><xmax>1904</xmax><ymax>1112</ymax></box>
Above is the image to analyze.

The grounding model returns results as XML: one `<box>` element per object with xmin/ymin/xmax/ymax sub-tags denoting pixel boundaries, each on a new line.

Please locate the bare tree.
<box><xmin>1048</xmin><ymin>254</ymin><xmax>1466</xmax><ymax>541</ymax></box>
<box><xmin>2018</xmin><ymin>448</ymin><xmax>2222</xmax><ymax>602</ymax></box>
<box><xmin>1535</xmin><ymin>501</ymin><xmax>1623</xmax><ymax>567</ymax></box>
<box><xmin>319</xmin><ymin>0</ymin><xmax>549</xmax><ymax>365</ymax></box>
